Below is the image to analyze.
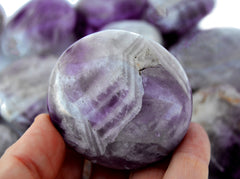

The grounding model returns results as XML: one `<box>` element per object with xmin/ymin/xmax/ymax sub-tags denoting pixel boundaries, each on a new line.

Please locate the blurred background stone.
<box><xmin>101</xmin><ymin>20</ymin><xmax>163</xmax><ymax>44</ymax></box>
<box><xmin>0</xmin><ymin>55</ymin><xmax>57</xmax><ymax>134</ymax></box>
<box><xmin>192</xmin><ymin>84</ymin><xmax>240</xmax><ymax>179</ymax></box>
<box><xmin>170</xmin><ymin>28</ymin><xmax>240</xmax><ymax>92</ymax></box>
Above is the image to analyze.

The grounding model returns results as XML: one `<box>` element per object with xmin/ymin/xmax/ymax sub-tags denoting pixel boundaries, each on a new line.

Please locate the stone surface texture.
<box><xmin>76</xmin><ymin>0</ymin><xmax>147</xmax><ymax>33</ymax></box>
<box><xmin>1</xmin><ymin>0</ymin><xmax>77</xmax><ymax>59</ymax></box>
<box><xmin>170</xmin><ymin>28</ymin><xmax>240</xmax><ymax>91</ymax></box>
<box><xmin>192</xmin><ymin>85</ymin><xmax>240</xmax><ymax>179</ymax></box>
<box><xmin>48</xmin><ymin>30</ymin><xmax>192</xmax><ymax>170</ymax></box>
<box><xmin>101</xmin><ymin>20</ymin><xmax>163</xmax><ymax>44</ymax></box>
<box><xmin>144</xmin><ymin>0</ymin><xmax>215</xmax><ymax>34</ymax></box>
<box><xmin>0</xmin><ymin>55</ymin><xmax>57</xmax><ymax>133</ymax></box>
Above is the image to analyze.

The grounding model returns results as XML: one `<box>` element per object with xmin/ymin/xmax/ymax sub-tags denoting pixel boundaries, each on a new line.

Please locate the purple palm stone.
<box><xmin>48</xmin><ymin>30</ymin><xmax>192</xmax><ymax>170</ymax></box>
<box><xmin>0</xmin><ymin>55</ymin><xmax>57</xmax><ymax>134</ymax></box>
<box><xmin>1</xmin><ymin>0</ymin><xmax>78</xmax><ymax>59</ymax></box>
<box><xmin>170</xmin><ymin>28</ymin><xmax>240</xmax><ymax>91</ymax></box>
<box><xmin>144</xmin><ymin>0</ymin><xmax>215</xmax><ymax>35</ymax></box>
<box><xmin>192</xmin><ymin>85</ymin><xmax>240</xmax><ymax>179</ymax></box>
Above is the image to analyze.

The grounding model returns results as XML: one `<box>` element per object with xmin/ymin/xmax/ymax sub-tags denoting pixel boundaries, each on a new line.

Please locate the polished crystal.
<box><xmin>48</xmin><ymin>30</ymin><xmax>192</xmax><ymax>169</ymax></box>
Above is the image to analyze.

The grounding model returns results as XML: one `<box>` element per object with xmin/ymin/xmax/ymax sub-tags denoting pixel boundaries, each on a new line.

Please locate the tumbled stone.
<box><xmin>48</xmin><ymin>30</ymin><xmax>192</xmax><ymax>170</ymax></box>
<box><xmin>1</xmin><ymin>0</ymin><xmax>78</xmax><ymax>59</ymax></box>
<box><xmin>144</xmin><ymin>0</ymin><xmax>215</xmax><ymax>35</ymax></box>
<box><xmin>101</xmin><ymin>20</ymin><xmax>163</xmax><ymax>44</ymax></box>
<box><xmin>0</xmin><ymin>55</ymin><xmax>57</xmax><ymax>134</ymax></box>
<box><xmin>192</xmin><ymin>84</ymin><xmax>240</xmax><ymax>179</ymax></box>
<box><xmin>76</xmin><ymin>0</ymin><xmax>147</xmax><ymax>33</ymax></box>
<box><xmin>170</xmin><ymin>28</ymin><xmax>240</xmax><ymax>91</ymax></box>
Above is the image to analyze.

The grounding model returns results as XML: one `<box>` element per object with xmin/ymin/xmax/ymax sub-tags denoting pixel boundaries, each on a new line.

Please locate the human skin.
<box><xmin>0</xmin><ymin>114</ymin><xmax>210</xmax><ymax>179</ymax></box>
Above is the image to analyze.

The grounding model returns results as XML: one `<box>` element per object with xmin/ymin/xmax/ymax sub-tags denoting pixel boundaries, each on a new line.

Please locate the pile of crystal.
<box><xmin>101</xmin><ymin>20</ymin><xmax>163</xmax><ymax>44</ymax></box>
<box><xmin>192</xmin><ymin>85</ymin><xmax>240</xmax><ymax>179</ymax></box>
<box><xmin>75</xmin><ymin>0</ymin><xmax>215</xmax><ymax>47</ymax></box>
<box><xmin>0</xmin><ymin>0</ymin><xmax>216</xmax><ymax>62</ymax></box>
<box><xmin>170</xmin><ymin>28</ymin><xmax>240</xmax><ymax>91</ymax></box>
<box><xmin>0</xmin><ymin>55</ymin><xmax>57</xmax><ymax>134</ymax></box>
<box><xmin>1</xmin><ymin>0</ymin><xmax>80</xmax><ymax>59</ymax></box>
<box><xmin>48</xmin><ymin>30</ymin><xmax>192</xmax><ymax>170</ymax></box>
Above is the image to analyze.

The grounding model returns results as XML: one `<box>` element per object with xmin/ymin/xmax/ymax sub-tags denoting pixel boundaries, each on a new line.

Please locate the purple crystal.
<box><xmin>76</xmin><ymin>0</ymin><xmax>147</xmax><ymax>33</ymax></box>
<box><xmin>101</xmin><ymin>20</ymin><xmax>163</xmax><ymax>44</ymax></box>
<box><xmin>144</xmin><ymin>0</ymin><xmax>215</xmax><ymax>35</ymax></box>
<box><xmin>192</xmin><ymin>85</ymin><xmax>240</xmax><ymax>179</ymax></box>
<box><xmin>48</xmin><ymin>30</ymin><xmax>192</xmax><ymax>170</ymax></box>
<box><xmin>0</xmin><ymin>55</ymin><xmax>57</xmax><ymax>134</ymax></box>
<box><xmin>1</xmin><ymin>0</ymin><xmax>79</xmax><ymax>59</ymax></box>
<box><xmin>170</xmin><ymin>28</ymin><xmax>240</xmax><ymax>91</ymax></box>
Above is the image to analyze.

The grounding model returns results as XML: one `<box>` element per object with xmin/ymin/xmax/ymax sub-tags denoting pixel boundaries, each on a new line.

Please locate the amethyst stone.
<box><xmin>144</xmin><ymin>0</ymin><xmax>215</xmax><ymax>35</ymax></box>
<box><xmin>192</xmin><ymin>85</ymin><xmax>240</xmax><ymax>179</ymax></box>
<box><xmin>1</xmin><ymin>0</ymin><xmax>78</xmax><ymax>59</ymax></box>
<box><xmin>0</xmin><ymin>56</ymin><xmax>57</xmax><ymax>134</ymax></box>
<box><xmin>170</xmin><ymin>28</ymin><xmax>240</xmax><ymax>91</ymax></box>
<box><xmin>76</xmin><ymin>0</ymin><xmax>147</xmax><ymax>33</ymax></box>
<box><xmin>101</xmin><ymin>20</ymin><xmax>163</xmax><ymax>44</ymax></box>
<box><xmin>48</xmin><ymin>30</ymin><xmax>192</xmax><ymax>169</ymax></box>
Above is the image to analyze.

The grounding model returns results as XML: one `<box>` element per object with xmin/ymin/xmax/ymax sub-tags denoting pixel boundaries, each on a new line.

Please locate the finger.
<box><xmin>90</xmin><ymin>164</ymin><xmax>130</xmax><ymax>179</ymax></box>
<box><xmin>82</xmin><ymin>160</ymin><xmax>92</xmax><ymax>179</ymax></box>
<box><xmin>163</xmin><ymin>122</ymin><xmax>211</xmax><ymax>179</ymax></box>
<box><xmin>0</xmin><ymin>114</ymin><xmax>66</xmax><ymax>179</ymax></box>
<box><xmin>56</xmin><ymin>147</ymin><xmax>84</xmax><ymax>179</ymax></box>
<box><xmin>130</xmin><ymin>157</ymin><xmax>170</xmax><ymax>179</ymax></box>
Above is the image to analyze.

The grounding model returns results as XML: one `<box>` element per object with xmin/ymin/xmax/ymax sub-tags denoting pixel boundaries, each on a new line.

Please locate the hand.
<box><xmin>0</xmin><ymin>114</ymin><xmax>210</xmax><ymax>179</ymax></box>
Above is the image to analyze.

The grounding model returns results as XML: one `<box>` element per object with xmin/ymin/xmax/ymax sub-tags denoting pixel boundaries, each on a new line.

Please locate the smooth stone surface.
<box><xmin>101</xmin><ymin>20</ymin><xmax>163</xmax><ymax>44</ymax></box>
<box><xmin>170</xmin><ymin>28</ymin><xmax>240</xmax><ymax>91</ymax></box>
<box><xmin>0</xmin><ymin>55</ymin><xmax>57</xmax><ymax>134</ymax></box>
<box><xmin>144</xmin><ymin>0</ymin><xmax>215</xmax><ymax>34</ymax></box>
<box><xmin>76</xmin><ymin>0</ymin><xmax>147</xmax><ymax>33</ymax></box>
<box><xmin>0</xmin><ymin>54</ymin><xmax>14</xmax><ymax>72</ymax></box>
<box><xmin>1</xmin><ymin>0</ymin><xmax>77</xmax><ymax>59</ymax></box>
<box><xmin>48</xmin><ymin>30</ymin><xmax>192</xmax><ymax>169</ymax></box>
<box><xmin>192</xmin><ymin>84</ymin><xmax>240</xmax><ymax>179</ymax></box>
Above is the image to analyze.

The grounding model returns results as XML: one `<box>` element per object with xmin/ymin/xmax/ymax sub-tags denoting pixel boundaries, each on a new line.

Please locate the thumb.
<box><xmin>0</xmin><ymin>114</ymin><xmax>66</xmax><ymax>179</ymax></box>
